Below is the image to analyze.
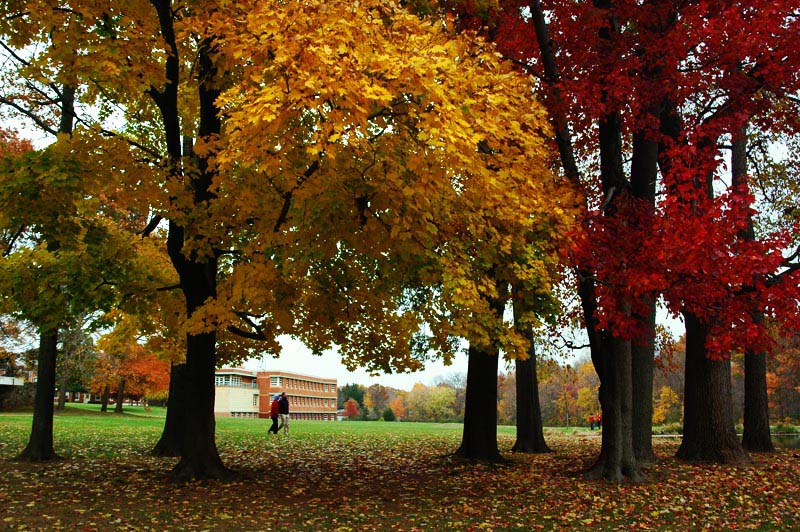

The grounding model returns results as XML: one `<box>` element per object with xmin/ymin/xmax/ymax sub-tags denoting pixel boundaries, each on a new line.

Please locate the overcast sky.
<box><xmin>241</xmin><ymin>335</ymin><xmax>471</xmax><ymax>391</ymax></box>
<box><xmin>240</xmin><ymin>307</ymin><xmax>686</xmax><ymax>391</ymax></box>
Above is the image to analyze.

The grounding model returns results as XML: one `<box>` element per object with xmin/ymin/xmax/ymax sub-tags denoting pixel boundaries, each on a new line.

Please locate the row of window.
<box><xmin>215</xmin><ymin>375</ymin><xmax>258</xmax><ymax>388</ymax></box>
<box><xmin>286</xmin><ymin>396</ymin><xmax>335</xmax><ymax>408</ymax></box>
<box><xmin>291</xmin><ymin>412</ymin><xmax>337</xmax><ymax>421</ymax></box>
<box><xmin>269</xmin><ymin>376</ymin><xmax>334</xmax><ymax>393</ymax></box>
<box><xmin>250</xmin><ymin>394</ymin><xmax>335</xmax><ymax>409</ymax></box>
<box><xmin>231</xmin><ymin>412</ymin><xmax>259</xmax><ymax>418</ymax></box>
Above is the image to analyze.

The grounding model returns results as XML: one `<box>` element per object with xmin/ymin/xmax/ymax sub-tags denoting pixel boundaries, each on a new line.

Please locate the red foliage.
<box><xmin>446</xmin><ymin>0</ymin><xmax>800</xmax><ymax>358</ymax></box>
<box><xmin>343</xmin><ymin>397</ymin><xmax>360</xmax><ymax>418</ymax></box>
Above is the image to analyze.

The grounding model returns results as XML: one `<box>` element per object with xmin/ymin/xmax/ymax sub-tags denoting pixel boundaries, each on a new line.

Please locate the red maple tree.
<box><xmin>445</xmin><ymin>0</ymin><xmax>800</xmax><ymax>477</ymax></box>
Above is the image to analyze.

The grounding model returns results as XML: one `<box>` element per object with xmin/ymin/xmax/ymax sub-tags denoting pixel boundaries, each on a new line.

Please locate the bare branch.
<box><xmin>141</xmin><ymin>215</ymin><xmax>163</xmax><ymax>238</ymax></box>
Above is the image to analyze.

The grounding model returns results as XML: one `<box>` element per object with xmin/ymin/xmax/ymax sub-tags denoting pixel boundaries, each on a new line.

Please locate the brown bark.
<box><xmin>588</xmin><ymin>332</ymin><xmax>641</xmax><ymax>482</ymax></box>
<box><xmin>457</xmin><ymin>286</ymin><xmax>506</xmax><ymax>461</ymax></box>
<box><xmin>16</xmin><ymin>330</ymin><xmax>60</xmax><ymax>461</ymax></box>
<box><xmin>511</xmin><ymin>293</ymin><xmax>549</xmax><ymax>453</ymax></box>
<box><xmin>731</xmin><ymin>125</ymin><xmax>774</xmax><ymax>453</ymax></box>
<box><xmin>743</xmin><ymin>343</ymin><xmax>773</xmax><ymax>452</ymax></box>
<box><xmin>630</xmin><ymin>129</ymin><xmax>659</xmax><ymax>464</ymax></box>
<box><xmin>165</xmin><ymin>34</ymin><xmax>231</xmax><ymax>481</ymax></box>
<box><xmin>456</xmin><ymin>344</ymin><xmax>502</xmax><ymax>461</ymax></box>
<box><xmin>100</xmin><ymin>384</ymin><xmax>110</xmax><ymax>413</ymax></box>
<box><xmin>512</xmin><ymin>355</ymin><xmax>550</xmax><ymax>454</ymax></box>
<box><xmin>16</xmin><ymin>84</ymin><xmax>75</xmax><ymax>462</ymax></box>
<box><xmin>151</xmin><ymin>362</ymin><xmax>186</xmax><ymax>457</ymax></box>
<box><xmin>676</xmin><ymin>312</ymin><xmax>748</xmax><ymax>463</ymax></box>
<box><xmin>114</xmin><ymin>379</ymin><xmax>126</xmax><ymax>414</ymax></box>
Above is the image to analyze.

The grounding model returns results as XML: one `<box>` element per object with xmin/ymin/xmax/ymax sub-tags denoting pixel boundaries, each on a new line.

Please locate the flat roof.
<box><xmin>215</xmin><ymin>368</ymin><xmax>257</xmax><ymax>377</ymax></box>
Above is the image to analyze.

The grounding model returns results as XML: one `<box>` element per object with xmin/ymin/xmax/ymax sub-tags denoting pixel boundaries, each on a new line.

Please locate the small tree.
<box><xmin>388</xmin><ymin>396</ymin><xmax>406</xmax><ymax>420</ymax></box>
<box><xmin>652</xmin><ymin>386</ymin><xmax>681</xmax><ymax>425</ymax></box>
<box><xmin>382</xmin><ymin>407</ymin><xmax>396</xmax><ymax>422</ymax></box>
<box><xmin>343</xmin><ymin>398</ymin><xmax>360</xmax><ymax>419</ymax></box>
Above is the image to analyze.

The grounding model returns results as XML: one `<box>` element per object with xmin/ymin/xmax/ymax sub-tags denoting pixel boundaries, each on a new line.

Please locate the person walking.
<box><xmin>268</xmin><ymin>394</ymin><xmax>280</xmax><ymax>435</ymax></box>
<box><xmin>277</xmin><ymin>391</ymin><xmax>290</xmax><ymax>435</ymax></box>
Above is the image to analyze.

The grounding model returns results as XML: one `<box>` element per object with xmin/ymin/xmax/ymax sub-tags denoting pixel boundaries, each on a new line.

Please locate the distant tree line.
<box><xmin>339</xmin><ymin>331</ymin><xmax>800</xmax><ymax>428</ymax></box>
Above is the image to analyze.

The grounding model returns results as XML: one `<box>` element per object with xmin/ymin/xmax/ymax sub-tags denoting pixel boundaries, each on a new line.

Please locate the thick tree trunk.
<box><xmin>16</xmin><ymin>330</ymin><xmax>60</xmax><ymax>461</ymax></box>
<box><xmin>677</xmin><ymin>312</ymin><xmax>748</xmax><ymax>463</ymax></box>
<box><xmin>512</xmin><ymin>355</ymin><xmax>550</xmax><ymax>453</ymax></box>
<box><xmin>588</xmin><ymin>333</ymin><xmax>640</xmax><ymax>482</ymax></box>
<box><xmin>731</xmin><ymin>125</ymin><xmax>774</xmax><ymax>453</ymax></box>
<box><xmin>100</xmin><ymin>384</ymin><xmax>110</xmax><ymax>412</ymax></box>
<box><xmin>171</xmin><ymin>330</ymin><xmax>229</xmax><ymax>480</ymax></box>
<box><xmin>742</xmin><ymin>343</ymin><xmax>773</xmax><ymax>452</ymax></box>
<box><xmin>630</xmin><ymin>123</ymin><xmax>660</xmax><ymax>465</ymax></box>
<box><xmin>511</xmin><ymin>294</ymin><xmax>549</xmax><ymax>453</ymax></box>
<box><xmin>114</xmin><ymin>379</ymin><xmax>126</xmax><ymax>413</ymax></box>
<box><xmin>586</xmin><ymin>30</ymin><xmax>642</xmax><ymax>478</ymax></box>
<box><xmin>166</xmin><ymin>34</ymin><xmax>231</xmax><ymax>482</ymax></box>
<box><xmin>631</xmin><ymin>301</ymin><xmax>656</xmax><ymax>464</ymax></box>
<box><xmin>456</xmin><ymin>344</ymin><xmax>502</xmax><ymax>461</ymax></box>
<box><xmin>152</xmin><ymin>362</ymin><xmax>187</xmax><ymax>456</ymax></box>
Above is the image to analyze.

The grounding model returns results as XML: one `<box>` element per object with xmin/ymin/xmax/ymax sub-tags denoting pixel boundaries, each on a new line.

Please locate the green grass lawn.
<box><xmin>1</xmin><ymin>408</ymin><xmax>799</xmax><ymax>531</ymax></box>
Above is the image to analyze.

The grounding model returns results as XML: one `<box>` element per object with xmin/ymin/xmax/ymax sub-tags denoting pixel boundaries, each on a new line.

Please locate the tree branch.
<box><xmin>226</xmin><ymin>312</ymin><xmax>269</xmax><ymax>341</ymax></box>
<box><xmin>141</xmin><ymin>215</ymin><xmax>163</xmax><ymax>237</ymax></box>
<box><xmin>272</xmin><ymin>160</ymin><xmax>320</xmax><ymax>232</ymax></box>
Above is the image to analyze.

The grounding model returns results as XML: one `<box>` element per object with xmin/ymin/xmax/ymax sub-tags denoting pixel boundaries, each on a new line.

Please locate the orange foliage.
<box><xmin>388</xmin><ymin>396</ymin><xmax>406</xmax><ymax>420</ymax></box>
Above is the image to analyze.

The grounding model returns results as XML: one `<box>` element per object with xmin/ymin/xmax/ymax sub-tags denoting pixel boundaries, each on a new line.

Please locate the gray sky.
<box><xmin>242</xmin><ymin>335</ymin><xmax>469</xmax><ymax>391</ymax></box>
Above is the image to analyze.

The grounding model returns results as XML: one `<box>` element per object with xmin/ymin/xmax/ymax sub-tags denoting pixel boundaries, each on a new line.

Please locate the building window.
<box><xmin>270</xmin><ymin>376</ymin><xmax>281</xmax><ymax>387</ymax></box>
<box><xmin>253</xmin><ymin>394</ymin><xmax>258</xmax><ymax>407</ymax></box>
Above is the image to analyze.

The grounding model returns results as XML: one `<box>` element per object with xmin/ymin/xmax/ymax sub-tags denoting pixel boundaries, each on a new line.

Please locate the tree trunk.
<box><xmin>742</xmin><ymin>344</ymin><xmax>773</xmax><ymax>452</ymax></box>
<box><xmin>114</xmin><ymin>379</ymin><xmax>126</xmax><ymax>413</ymax></box>
<box><xmin>166</xmin><ymin>34</ymin><xmax>232</xmax><ymax>482</ymax></box>
<box><xmin>586</xmin><ymin>26</ymin><xmax>642</xmax><ymax>478</ymax></box>
<box><xmin>100</xmin><ymin>384</ymin><xmax>110</xmax><ymax>412</ymax></box>
<box><xmin>16</xmin><ymin>86</ymin><xmax>75</xmax><ymax>462</ymax></box>
<box><xmin>731</xmin><ymin>125</ymin><xmax>774</xmax><ymax>453</ymax></box>
<box><xmin>152</xmin><ymin>362</ymin><xmax>187</xmax><ymax>457</ymax></box>
<box><xmin>531</xmin><ymin>0</ymin><xmax>642</xmax><ymax>481</ymax></box>
<box><xmin>588</xmin><ymin>333</ymin><xmax>640</xmax><ymax>482</ymax></box>
<box><xmin>456</xmin><ymin>344</ymin><xmax>502</xmax><ymax>461</ymax></box>
<box><xmin>630</xmin><ymin>121</ymin><xmax>660</xmax><ymax>465</ymax></box>
<box><xmin>16</xmin><ymin>330</ymin><xmax>59</xmax><ymax>461</ymax></box>
<box><xmin>511</xmin><ymin>290</ymin><xmax>549</xmax><ymax>453</ymax></box>
<box><xmin>676</xmin><ymin>312</ymin><xmax>748</xmax><ymax>463</ymax></box>
<box><xmin>171</xmin><ymin>329</ymin><xmax>229</xmax><ymax>480</ymax></box>
<box><xmin>631</xmin><ymin>300</ymin><xmax>656</xmax><ymax>464</ymax></box>
<box><xmin>513</xmin><ymin>350</ymin><xmax>550</xmax><ymax>453</ymax></box>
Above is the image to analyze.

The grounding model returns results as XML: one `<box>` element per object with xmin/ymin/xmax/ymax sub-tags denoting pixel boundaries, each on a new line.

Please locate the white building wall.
<box><xmin>214</xmin><ymin>387</ymin><xmax>258</xmax><ymax>416</ymax></box>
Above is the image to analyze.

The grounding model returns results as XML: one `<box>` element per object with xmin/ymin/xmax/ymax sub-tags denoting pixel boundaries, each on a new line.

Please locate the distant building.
<box><xmin>214</xmin><ymin>368</ymin><xmax>337</xmax><ymax>421</ymax></box>
<box><xmin>214</xmin><ymin>368</ymin><xmax>260</xmax><ymax>418</ymax></box>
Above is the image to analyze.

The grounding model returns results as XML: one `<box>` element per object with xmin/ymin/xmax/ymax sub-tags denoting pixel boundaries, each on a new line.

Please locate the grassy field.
<box><xmin>1</xmin><ymin>406</ymin><xmax>799</xmax><ymax>531</ymax></box>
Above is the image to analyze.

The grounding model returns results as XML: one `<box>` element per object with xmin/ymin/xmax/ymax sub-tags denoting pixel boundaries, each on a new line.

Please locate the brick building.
<box><xmin>214</xmin><ymin>368</ymin><xmax>261</xmax><ymax>418</ymax></box>
<box><xmin>214</xmin><ymin>368</ymin><xmax>337</xmax><ymax>421</ymax></box>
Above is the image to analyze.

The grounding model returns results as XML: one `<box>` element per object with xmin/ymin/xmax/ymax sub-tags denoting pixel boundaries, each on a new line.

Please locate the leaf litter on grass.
<box><xmin>1</xmin><ymin>415</ymin><xmax>799</xmax><ymax>531</ymax></box>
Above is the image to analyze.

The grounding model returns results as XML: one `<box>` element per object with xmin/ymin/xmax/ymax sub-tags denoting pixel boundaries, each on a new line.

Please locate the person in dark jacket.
<box><xmin>277</xmin><ymin>391</ymin><xmax>290</xmax><ymax>435</ymax></box>
<box><xmin>268</xmin><ymin>394</ymin><xmax>280</xmax><ymax>434</ymax></box>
